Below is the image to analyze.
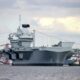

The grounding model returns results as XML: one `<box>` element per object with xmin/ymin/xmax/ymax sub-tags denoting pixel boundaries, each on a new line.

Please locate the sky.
<box><xmin>0</xmin><ymin>0</ymin><xmax>80</xmax><ymax>48</ymax></box>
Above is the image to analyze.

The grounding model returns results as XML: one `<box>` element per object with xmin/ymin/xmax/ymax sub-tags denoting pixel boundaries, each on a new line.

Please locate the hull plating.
<box><xmin>8</xmin><ymin>50</ymin><xmax>73</xmax><ymax>65</ymax></box>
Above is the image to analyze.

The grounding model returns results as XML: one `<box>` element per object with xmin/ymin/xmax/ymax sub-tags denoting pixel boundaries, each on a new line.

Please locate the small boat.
<box><xmin>67</xmin><ymin>54</ymin><xmax>80</xmax><ymax>66</ymax></box>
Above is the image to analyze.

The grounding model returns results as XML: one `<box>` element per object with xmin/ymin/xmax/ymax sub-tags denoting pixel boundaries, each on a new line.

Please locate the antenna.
<box><xmin>19</xmin><ymin>15</ymin><xmax>21</xmax><ymax>28</ymax></box>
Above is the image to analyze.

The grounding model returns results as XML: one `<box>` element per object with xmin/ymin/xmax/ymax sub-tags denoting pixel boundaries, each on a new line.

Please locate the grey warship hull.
<box><xmin>1</xmin><ymin>24</ymin><xmax>74</xmax><ymax>66</ymax></box>
<box><xmin>5</xmin><ymin>49</ymin><xmax>73</xmax><ymax>66</ymax></box>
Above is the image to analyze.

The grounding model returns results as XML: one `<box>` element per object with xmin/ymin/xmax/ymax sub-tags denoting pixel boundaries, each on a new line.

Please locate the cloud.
<box><xmin>38</xmin><ymin>17</ymin><xmax>55</xmax><ymax>26</ymax></box>
<box><xmin>25</xmin><ymin>0</ymin><xmax>80</xmax><ymax>8</ymax></box>
<box><xmin>0</xmin><ymin>26</ymin><xmax>10</xmax><ymax>34</ymax></box>
<box><xmin>33</xmin><ymin>17</ymin><xmax>80</xmax><ymax>43</ymax></box>
<box><xmin>0</xmin><ymin>0</ymin><xmax>80</xmax><ymax>47</ymax></box>
<box><xmin>0</xmin><ymin>0</ymin><xmax>80</xmax><ymax>17</ymax></box>
<box><xmin>66</xmin><ymin>0</ymin><xmax>80</xmax><ymax>3</ymax></box>
<box><xmin>0</xmin><ymin>0</ymin><xmax>16</xmax><ymax>9</ymax></box>
<box><xmin>57</xmin><ymin>17</ymin><xmax>80</xmax><ymax>32</ymax></box>
<box><xmin>15</xmin><ymin>1</ymin><xmax>80</xmax><ymax>17</ymax></box>
<box><xmin>35</xmin><ymin>17</ymin><xmax>80</xmax><ymax>32</ymax></box>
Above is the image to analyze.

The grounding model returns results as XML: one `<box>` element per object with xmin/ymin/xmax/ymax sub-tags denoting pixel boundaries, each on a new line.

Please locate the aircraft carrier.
<box><xmin>0</xmin><ymin>23</ymin><xmax>74</xmax><ymax>66</ymax></box>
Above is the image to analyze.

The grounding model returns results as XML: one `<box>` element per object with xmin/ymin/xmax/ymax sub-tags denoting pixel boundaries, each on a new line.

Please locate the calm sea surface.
<box><xmin>0</xmin><ymin>65</ymin><xmax>80</xmax><ymax>80</ymax></box>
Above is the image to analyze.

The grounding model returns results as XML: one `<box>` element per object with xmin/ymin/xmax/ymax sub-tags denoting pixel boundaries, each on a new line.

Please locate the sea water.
<box><xmin>0</xmin><ymin>65</ymin><xmax>80</xmax><ymax>80</ymax></box>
